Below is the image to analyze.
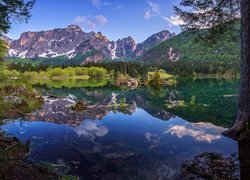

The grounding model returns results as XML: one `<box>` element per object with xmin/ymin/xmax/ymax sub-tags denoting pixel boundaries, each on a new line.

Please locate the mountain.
<box><xmin>6</xmin><ymin>25</ymin><xmax>174</xmax><ymax>64</ymax></box>
<box><xmin>133</xmin><ymin>30</ymin><xmax>175</xmax><ymax>57</ymax></box>
<box><xmin>0</xmin><ymin>35</ymin><xmax>12</xmax><ymax>45</ymax></box>
<box><xmin>140</xmin><ymin>21</ymin><xmax>240</xmax><ymax>65</ymax></box>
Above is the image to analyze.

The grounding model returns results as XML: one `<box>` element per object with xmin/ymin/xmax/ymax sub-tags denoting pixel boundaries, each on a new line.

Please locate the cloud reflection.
<box><xmin>74</xmin><ymin>122</ymin><xmax>108</xmax><ymax>141</ymax></box>
<box><xmin>165</xmin><ymin>123</ymin><xmax>222</xmax><ymax>143</ymax></box>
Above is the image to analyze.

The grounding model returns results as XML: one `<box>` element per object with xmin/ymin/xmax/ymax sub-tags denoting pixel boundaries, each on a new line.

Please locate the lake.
<box><xmin>0</xmin><ymin>78</ymin><xmax>240</xmax><ymax>179</ymax></box>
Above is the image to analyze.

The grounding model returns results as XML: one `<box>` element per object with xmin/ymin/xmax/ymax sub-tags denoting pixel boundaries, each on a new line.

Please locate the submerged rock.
<box><xmin>105</xmin><ymin>152</ymin><xmax>136</xmax><ymax>159</ymax></box>
<box><xmin>3</xmin><ymin>96</ymin><xmax>23</xmax><ymax>105</ymax></box>
<box><xmin>157</xmin><ymin>164</ymin><xmax>176</xmax><ymax>180</ymax></box>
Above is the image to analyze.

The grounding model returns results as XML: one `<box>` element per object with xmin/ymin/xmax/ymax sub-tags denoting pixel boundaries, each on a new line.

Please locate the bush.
<box><xmin>148</xmin><ymin>71</ymin><xmax>163</xmax><ymax>88</ymax></box>
<box><xmin>88</xmin><ymin>67</ymin><xmax>107</xmax><ymax>79</ymax></box>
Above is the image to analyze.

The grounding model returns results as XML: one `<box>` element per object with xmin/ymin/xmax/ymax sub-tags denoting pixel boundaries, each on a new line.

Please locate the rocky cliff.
<box><xmin>6</xmin><ymin>25</ymin><xmax>174</xmax><ymax>63</ymax></box>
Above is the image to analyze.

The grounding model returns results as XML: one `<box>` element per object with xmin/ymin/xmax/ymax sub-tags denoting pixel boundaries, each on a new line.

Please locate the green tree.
<box><xmin>175</xmin><ymin>1</ymin><xmax>250</xmax><ymax>179</ymax></box>
<box><xmin>174</xmin><ymin>0</ymin><xmax>249</xmax><ymax>141</ymax></box>
<box><xmin>0</xmin><ymin>0</ymin><xmax>35</xmax><ymax>35</ymax></box>
<box><xmin>0</xmin><ymin>0</ymin><xmax>35</xmax><ymax>73</ymax></box>
<box><xmin>148</xmin><ymin>71</ymin><xmax>163</xmax><ymax>88</ymax></box>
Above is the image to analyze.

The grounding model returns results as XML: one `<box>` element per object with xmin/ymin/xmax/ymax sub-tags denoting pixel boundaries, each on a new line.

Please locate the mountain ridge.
<box><xmin>140</xmin><ymin>20</ymin><xmax>241</xmax><ymax>65</ymax></box>
<box><xmin>5</xmin><ymin>25</ymin><xmax>175</xmax><ymax>63</ymax></box>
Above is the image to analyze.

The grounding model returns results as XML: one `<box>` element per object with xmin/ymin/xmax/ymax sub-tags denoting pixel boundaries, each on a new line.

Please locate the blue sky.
<box><xmin>7</xmin><ymin>0</ymin><xmax>183</xmax><ymax>43</ymax></box>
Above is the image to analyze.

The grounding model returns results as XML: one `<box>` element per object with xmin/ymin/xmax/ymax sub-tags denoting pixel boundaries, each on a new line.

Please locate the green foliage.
<box><xmin>0</xmin><ymin>84</ymin><xmax>43</xmax><ymax>119</ymax></box>
<box><xmin>148</xmin><ymin>69</ymin><xmax>174</xmax><ymax>80</ymax></box>
<box><xmin>0</xmin><ymin>40</ymin><xmax>8</xmax><ymax>61</ymax></box>
<box><xmin>87</xmin><ymin>67</ymin><xmax>107</xmax><ymax>79</ymax></box>
<box><xmin>71</xmin><ymin>101</ymin><xmax>87</xmax><ymax>112</ymax></box>
<box><xmin>114</xmin><ymin>97</ymin><xmax>128</xmax><ymax>112</ymax></box>
<box><xmin>174</xmin><ymin>0</ymin><xmax>240</xmax><ymax>41</ymax></box>
<box><xmin>0</xmin><ymin>0</ymin><xmax>35</xmax><ymax>34</ymax></box>
<box><xmin>85</xmin><ymin>61</ymin><xmax>149</xmax><ymax>80</ymax></box>
<box><xmin>190</xmin><ymin>95</ymin><xmax>196</xmax><ymax>105</ymax></box>
<box><xmin>141</xmin><ymin>20</ymin><xmax>240</xmax><ymax>66</ymax></box>
<box><xmin>20</xmin><ymin>66</ymin><xmax>107</xmax><ymax>80</ymax></box>
<box><xmin>148</xmin><ymin>71</ymin><xmax>163</xmax><ymax>88</ymax></box>
<box><xmin>161</xmin><ymin>61</ymin><xmax>239</xmax><ymax>77</ymax></box>
<box><xmin>0</xmin><ymin>63</ymin><xmax>7</xmax><ymax>81</ymax></box>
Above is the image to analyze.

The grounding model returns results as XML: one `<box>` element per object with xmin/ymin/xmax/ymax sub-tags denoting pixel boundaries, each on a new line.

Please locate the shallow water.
<box><xmin>0</xmin><ymin>78</ymin><xmax>239</xmax><ymax>179</ymax></box>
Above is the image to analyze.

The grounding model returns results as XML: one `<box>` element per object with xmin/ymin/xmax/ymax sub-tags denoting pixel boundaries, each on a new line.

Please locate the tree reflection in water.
<box><xmin>178</xmin><ymin>127</ymin><xmax>250</xmax><ymax>180</ymax></box>
<box><xmin>238</xmin><ymin>139</ymin><xmax>250</xmax><ymax>179</ymax></box>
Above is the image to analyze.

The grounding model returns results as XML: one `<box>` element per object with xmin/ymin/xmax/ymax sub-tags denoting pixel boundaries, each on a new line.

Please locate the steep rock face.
<box><xmin>6</xmin><ymin>25</ymin><xmax>175</xmax><ymax>63</ymax></box>
<box><xmin>82</xmin><ymin>52</ymin><xmax>106</xmax><ymax>64</ymax></box>
<box><xmin>114</xmin><ymin>36</ymin><xmax>136</xmax><ymax>59</ymax></box>
<box><xmin>133</xmin><ymin>30</ymin><xmax>175</xmax><ymax>57</ymax></box>
<box><xmin>9</xmin><ymin>25</ymin><xmax>94</xmax><ymax>58</ymax></box>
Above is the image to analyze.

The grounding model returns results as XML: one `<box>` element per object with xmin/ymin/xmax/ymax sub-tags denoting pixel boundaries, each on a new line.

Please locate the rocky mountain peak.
<box><xmin>113</xmin><ymin>36</ymin><xmax>136</xmax><ymax>58</ymax></box>
<box><xmin>66</xmin><ymin>25</ymin><xmax>82</xmax><ymax>32</ymax></box>
<box><xmin>6</xmin><ymin>26</ymin><xmax>175</xmax><ymax>63</ymax></box>
<box><xmin>95</xmin><ymin>32</ymin><xmax>110</xmax><ymax>43</ymax></box>
<box><xmin>133</xmin><ymin>30</ymin><xmax>175</xmax><ymax>57</ymax></box>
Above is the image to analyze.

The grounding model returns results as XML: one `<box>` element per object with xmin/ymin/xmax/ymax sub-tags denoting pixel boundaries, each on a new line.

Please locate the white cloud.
<box><xmin>144</xmin><ymin>1</ymin><xmax>161</xmax><ymax>19</ymax></box>
<box><xmin>94</xmin><ymin>15</ymin><xmax>108</xmax><ymax>25</ymax></box>
<box><xmin>73</xmin><ymin>15</ymin><xmax>108</xmax><ymax>30</ymax></box>
<box><xmin>163</xmin><ymin>15</ymin><xmax>186</xmax><ymax>26</ymax></box>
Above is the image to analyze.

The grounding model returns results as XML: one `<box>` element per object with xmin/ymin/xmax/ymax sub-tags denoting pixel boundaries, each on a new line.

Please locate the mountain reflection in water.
<box><xmin>1</xmin><ymin>107</ymin><xmax>237</xmax><ymax>179</ymax></box>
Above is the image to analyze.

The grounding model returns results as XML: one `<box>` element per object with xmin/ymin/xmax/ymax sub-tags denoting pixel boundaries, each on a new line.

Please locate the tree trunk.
<box><xmin>238</xmin><ymin>140</ymin><xmax>250</xmax><ymax>180</ymax></box>
<box><xmin>223</xmin><ymin>0</ymin><xmax>250</xmax><ymax>140</ymax></box>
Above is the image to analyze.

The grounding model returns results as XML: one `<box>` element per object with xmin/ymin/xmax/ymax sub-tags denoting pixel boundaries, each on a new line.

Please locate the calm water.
<box><xmin>0</xmin><ymin>78</ymin><xmax>239</xmax><ymax>179</ymax></box>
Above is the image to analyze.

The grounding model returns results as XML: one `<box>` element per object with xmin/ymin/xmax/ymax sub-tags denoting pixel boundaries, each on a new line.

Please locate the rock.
<box><xmin>3</xmin><ymin>96</ymin><xmax>23</xmax><ymax>105</ymax></box>
<box><xmin>116</xmin><ymin>78</ymin><xmax>139</xmax><ymax>88</ymax></box>
<box><xmin>157</xmin><ymin>164</ymin><xmax>176</xmax><ymax>180</ymax></box>
<box><xmin>105</xmin><ymin>152</ymin><xmax>136</xmax><ymax>159</ymax></box>
<box><xmin>133</xmin><ymin>30</ymin><xmax>175</xmax><ymax>58</ymax></box>
<box><xmin>154</xmin><ymin>110</ymin><xmax>173</xmax><ymax>120</ymax></box>
<box><xmin>6</xmin><ymin>26</ymin><xmax>174</xmax><ymax>62</ymax></box>
<box><xmin>71</xmin><ymin>101</ymin><xmax>87</xmax><ymax>112</ymax></box>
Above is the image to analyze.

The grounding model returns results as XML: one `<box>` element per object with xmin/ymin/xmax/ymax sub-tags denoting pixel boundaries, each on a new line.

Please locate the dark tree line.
<box><xmin>7</xmin><ymin>62</ymin><xmax>50</xmax><ymax>72</ymax></box>
<box><xmin>161</xmin><ymin>61</ymin><xmax>239</xmax><ymax>77</ymax></box>
<box><xmin>84</xmin><ymin>62</ymin><xmax>149</xmax><ymax>79</ymax></box>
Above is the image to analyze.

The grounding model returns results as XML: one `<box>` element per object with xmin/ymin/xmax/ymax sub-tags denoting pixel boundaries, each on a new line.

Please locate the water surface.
<box><xmin>0</xmin><ymin>78</ymin><xmax>239</xmax><ymax>179</ymax></box>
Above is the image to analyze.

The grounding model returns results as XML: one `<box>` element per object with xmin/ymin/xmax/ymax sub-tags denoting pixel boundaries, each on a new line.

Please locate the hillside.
<box><xmin>140</xmin><ymin>21</ymin><xmax>240</xmax><ymax>65</ymax></box>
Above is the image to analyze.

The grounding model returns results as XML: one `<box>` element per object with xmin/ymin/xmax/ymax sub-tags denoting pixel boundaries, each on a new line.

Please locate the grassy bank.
<box><xmin>0</xmin><ymin>82</ymin><xmax>43</xmax><ymax>120</ymax></box>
